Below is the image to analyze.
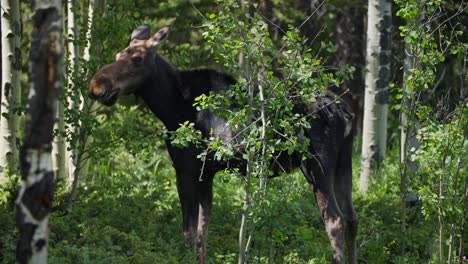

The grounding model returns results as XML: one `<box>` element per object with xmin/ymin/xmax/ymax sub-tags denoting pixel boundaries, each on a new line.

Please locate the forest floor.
<box><xmin>0</xmin><ymin>145</ymin><xmax>437</xmax><ymax>263</ymax></box>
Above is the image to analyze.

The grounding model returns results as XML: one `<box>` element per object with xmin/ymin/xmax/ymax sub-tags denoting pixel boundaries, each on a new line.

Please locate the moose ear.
<box><xmin>129</xmin><ymin>24</ymin><xmax>151</xmax><ymax>45</ymax></box>
<box><xmin>147</xmin><ymin>19</ymin><xmax>175</xmax><ymax>49</ymax></box>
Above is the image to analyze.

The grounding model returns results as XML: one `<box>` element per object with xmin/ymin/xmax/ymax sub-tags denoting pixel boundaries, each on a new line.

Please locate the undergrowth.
<box><xmin>0</xmin><ymin>138</ymin><xmax>440</xmax><ymax>263</ymax></box>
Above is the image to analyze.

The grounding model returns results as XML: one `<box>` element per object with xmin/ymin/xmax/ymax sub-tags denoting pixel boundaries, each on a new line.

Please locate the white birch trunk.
<box><xmin>359</xmin><ymin>0</ymin><xmax>392</xmax><ymax>193</ymax></box>
<box><xmin>0</xmin><ymin>0</ymin><xmax>21</xmax><ymax>180</ymax></box>
<box><xmin>53</xmin><ymin>98</ymin><xmax>67</xmax><ymax>181</ymax></box>
<box><xmin>52</xmin><ymin>2</ymin><xmax>73</xmax><ymax>184</ymax></box>
<box><xmin>0</xmin><ymin>0</ymin><xmax>13</xmax><ymax>181</ymax></box>
<box><xmin>61</xmin><ymin>0</ymin><xmax>80</xmax><ymax>186</ymax></box>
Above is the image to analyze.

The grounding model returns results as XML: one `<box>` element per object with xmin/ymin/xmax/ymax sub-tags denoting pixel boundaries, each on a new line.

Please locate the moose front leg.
<box><xmin>175</xmin><ymin>171</ymin><xmax>200</xmax><ymax>250</ymax></box>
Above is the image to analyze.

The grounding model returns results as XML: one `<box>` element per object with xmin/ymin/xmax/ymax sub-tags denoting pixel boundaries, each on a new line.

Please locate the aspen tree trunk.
<box><xmin>52</xmin><ymin>0</ymin><xmax>78</xmax><ymax>188</ymax></box>
<box><xmin>400</xmin><ymin>41</ymin><xmax>421</xmax><ymax>234</ymax></box>
<box><xmin>238</xmin><ymin>153</ymin><xmax>253</xmax><ymax>264</ymax></box>
<box><xmin>359</xmin><ymin>0</ymin><xmax>392</xmax><ymax>193</ymax></box>
<box><xmin>0</xmin><ymin>0</ymin><xmax>21</xmax><ymax>180</ymax></box>
<box><xmin>0</xmin><ymin>19</ymin><xmax>2</xmax><ymax>117</ymax></box>
<box><xmin>65</xmin><ymin>0</ymin><xmax>86</xmax><ymax>185</ymax></box>
<box><xmin>66</xmin><ymin>0</ymin><xmax>105</xmax><ymax>212</ymax></box>
<box><xmin>53</xmin><ymin>94</ymin><xmax>66</xmax><ymax>182</ymax></box>
<box><xmin>15</xmin><ymin>1</ymin><xmax>62</xmax><ymax>263</ymax></box>
<box><xmin>237</xmin><ymin>2</ymin><xmax>252</xmax><ymax>262</ymax></box>
<box><xmin>53</xmin><ymin>0</ymin><xmax>79</xmax><ymax>187</ymax></box>
<box><xmin>78</xmin><ymin>0</ymin><xmax>106</xmax><ymax>180</ymax></box>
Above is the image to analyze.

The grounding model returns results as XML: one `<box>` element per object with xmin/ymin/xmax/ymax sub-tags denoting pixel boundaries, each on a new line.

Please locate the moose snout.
<box><xmin>88</xmin><ymin>76</ymin><xmax>120</xmax><ymax>106</ymax></box>
<box><xmin>88</xmin><ymin>78</ymin><xmax>110</xmax><ymax>99</ymax></box>
<box><xmin>87</xmin><ymin>87</ymin><xmax>99</xmax><ymax>100</ymax></box>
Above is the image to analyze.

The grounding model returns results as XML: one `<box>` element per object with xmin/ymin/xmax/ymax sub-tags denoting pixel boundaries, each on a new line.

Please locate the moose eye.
<box><xmin>132</xmin><ymin>56</ymin><xmax>143</xmax><ymax>65</ymax></box>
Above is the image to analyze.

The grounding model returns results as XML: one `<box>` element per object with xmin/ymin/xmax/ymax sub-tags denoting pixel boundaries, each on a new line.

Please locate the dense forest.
<box><xmin>0</xmin><ymin>0</ymin><xmax>466</xmax><ymax>263</ymax></box>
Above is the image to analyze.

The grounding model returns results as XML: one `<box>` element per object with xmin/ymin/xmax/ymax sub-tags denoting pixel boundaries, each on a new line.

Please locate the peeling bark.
<box><xmin>15</xmin><ymin>1</ymin><xmax>62</xmax><ymax>263</ymax></box>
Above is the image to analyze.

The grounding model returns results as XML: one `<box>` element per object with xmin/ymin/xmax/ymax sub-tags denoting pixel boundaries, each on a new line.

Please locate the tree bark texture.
<box><xmin>399</xmin><ymin>41</ymin><xmax>421</xmax><ymax>233</ymax></box>
<box><xmin>15</xmin><ymin>1</ymin><xmax>62</xmax><ymax>263</ymax></box>
<box><xmin>52</xmin><ymin>0</ymin><xmax>78</xmax><ymax>186</ymax></box>
<box><xmin>0</xmin><ymin>16</ymin><xmax>2</xmax><ymax>116</ymax></box>
<box><xmin>334</xmin><ymin>6</ymin><xmax>365</xmax><ymax>135</ymax></box>
<box><xmin>0</xmin><ymin>0</ymin><xmax>21</xmax><ymax>180</ymax></box>
<box><xmin>400</xmin><ymin>42</ymin><xmax>419</xmax><ymax>168</ymax></box>
<box><xmin>359</xmin><ymin>0</ymin><xmax>392</xmax><ymax>193</ymax></box>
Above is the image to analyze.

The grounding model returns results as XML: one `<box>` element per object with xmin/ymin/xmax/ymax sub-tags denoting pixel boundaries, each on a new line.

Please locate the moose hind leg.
<box><xmin>196</xmin><ymin>175</ymin><xmax>214</xmax><ymax>263</ymax></box>
<box><xmin>334</xmin><ymin>185</ymin><xmax>357</xmax><ymax>264</ymax></box>
<box><xmin>316</xmin><ymin>190</ymin><xmax>346</xmax><ymax>264</ymax></box>
<box><xmin>335</xmin><ymin>136</ymin><xmax>358</xmax><ymax>264</ymax></box>
<box><xmin>302</xmin><ymin>160</ymin><xmax>346</xmax><ymax>263</ymax></box>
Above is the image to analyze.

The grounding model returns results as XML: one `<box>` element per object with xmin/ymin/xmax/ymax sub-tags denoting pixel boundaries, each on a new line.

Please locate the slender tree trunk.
<box><xmin>0</xmin><ymin>0</ymin><xmax>21</xmax><ymax>180</ymax></box>
<box><xmin>459</xmin><ymin>185</ymin><xmax>468</xmax><ymax>264</ymax></box>
<box><xmin>238</xmin><ymin>153</ymin><xmax>253</xmax><ymax>264</ymax></box>
<box><xmin>359</xmin><ymin>0</ymin><xmax>392</xmax><ymax>193</ymax></box>
<box><xmin>400</xmin><ymin>41</ymin><xmax>421</xmax><ymax>233</ymax></box>
<box><xmin>78</xmin><ymin>0</ymin><xmax>106</xmax><ymax>181</ymax></box>
<box><xmin>66</xmin><ymin>0</ymin><xmax>105</xmax><ymax>212</ymax></box>
<box><xmin>60</xmin><ymin>0</ymin><xmax>80</xmax><ymax>186</ymax></box>
<box><xmin>53</xmin><ymin>0</ymin><xmax>79</xmax><ymax>185</ymax></box>
<box><xmin>334</xmin><ymin>7</ymin><xmax>365</xmax><ymax>135</ymax></box>
<box><xmin>15</xmin><ymin>1</ymin><xmax>63</xmax><ymax>263</ymax></box>
<box><xmin>438</xmin><ymin>161</ymin><xmax>445</xmax><ymax>264</ymax></box>
<box><xmin>53</xmin><ymin>97</ymin><xmax>67</xmax><ymax>182</ymax></box>
<box><xmin>237</xmin><ymin>2</ymin><xmax>249</xmax><ymax>261</ymax></box>
<box><xmin>65</xmin><ymin>0</ymin><xmax>89</xmax><ymax>183</ymax></box>
<box><xmin>0</xmin><ymin>0</ymin><xmax>12</xmax><ymax>180</ymax></box>
<box><xmin>0</xmin><ymin>18</ymin><xmax>2</xmax><ymax>119</ymax></box>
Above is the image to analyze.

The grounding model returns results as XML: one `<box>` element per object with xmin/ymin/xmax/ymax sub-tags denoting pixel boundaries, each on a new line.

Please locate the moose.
<box><xmin>88</xmin><ymin>22</ymin><xmax>358</xmax><ymax>264</ymax></box>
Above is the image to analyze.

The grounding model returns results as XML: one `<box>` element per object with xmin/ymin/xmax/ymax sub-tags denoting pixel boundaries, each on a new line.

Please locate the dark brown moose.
<box><xmin>88</xmin><ymin>22</ymin><xmax>358</xmax><ymax>264</ymax></box>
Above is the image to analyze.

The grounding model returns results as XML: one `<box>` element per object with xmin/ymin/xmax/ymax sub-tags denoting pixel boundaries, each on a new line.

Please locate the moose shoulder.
<box><xmin>88</xmin><ymin>23</ymin><xmax>358</xmax><ymax>264</ymax></box>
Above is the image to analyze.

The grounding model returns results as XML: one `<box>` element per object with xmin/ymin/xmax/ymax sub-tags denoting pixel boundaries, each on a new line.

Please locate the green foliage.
<box><xmin>61</xmin><ymin>2</ymin><xmax>141</xmax><ymax>169</ymax></box>
<box><xmin>395</xmin><ymin>0</ymin><xmax>467</xmax><ymax>262</ymax></box>
<box><xmin>394</xmin><ymin>0</ymin><xmax>467</xmax><ymax>107</ymax></box>
<box><xmin>411</xmin><ymin>105</ymin><xmax>467</xmax><ymax>262</ymax></box>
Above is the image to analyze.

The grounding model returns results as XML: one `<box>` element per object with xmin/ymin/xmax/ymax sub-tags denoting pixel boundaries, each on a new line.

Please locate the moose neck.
<box><xmin>136</xmin><ymin>55</ymin><xmax>194</xmax><ymax>131</ymax></box>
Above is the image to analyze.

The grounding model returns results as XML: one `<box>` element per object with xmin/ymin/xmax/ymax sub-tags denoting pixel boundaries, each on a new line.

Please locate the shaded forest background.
<box><xmin>0</xmin><ymin>0</ymin><xmax>466</xmax><ymax>263</ymax></box>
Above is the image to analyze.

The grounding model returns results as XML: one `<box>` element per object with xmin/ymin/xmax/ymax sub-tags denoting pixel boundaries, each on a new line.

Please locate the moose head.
<box><xmin>88</xmin><ymin>21</ymin><xmax>174</xmax><ymax>106</ymax></box>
